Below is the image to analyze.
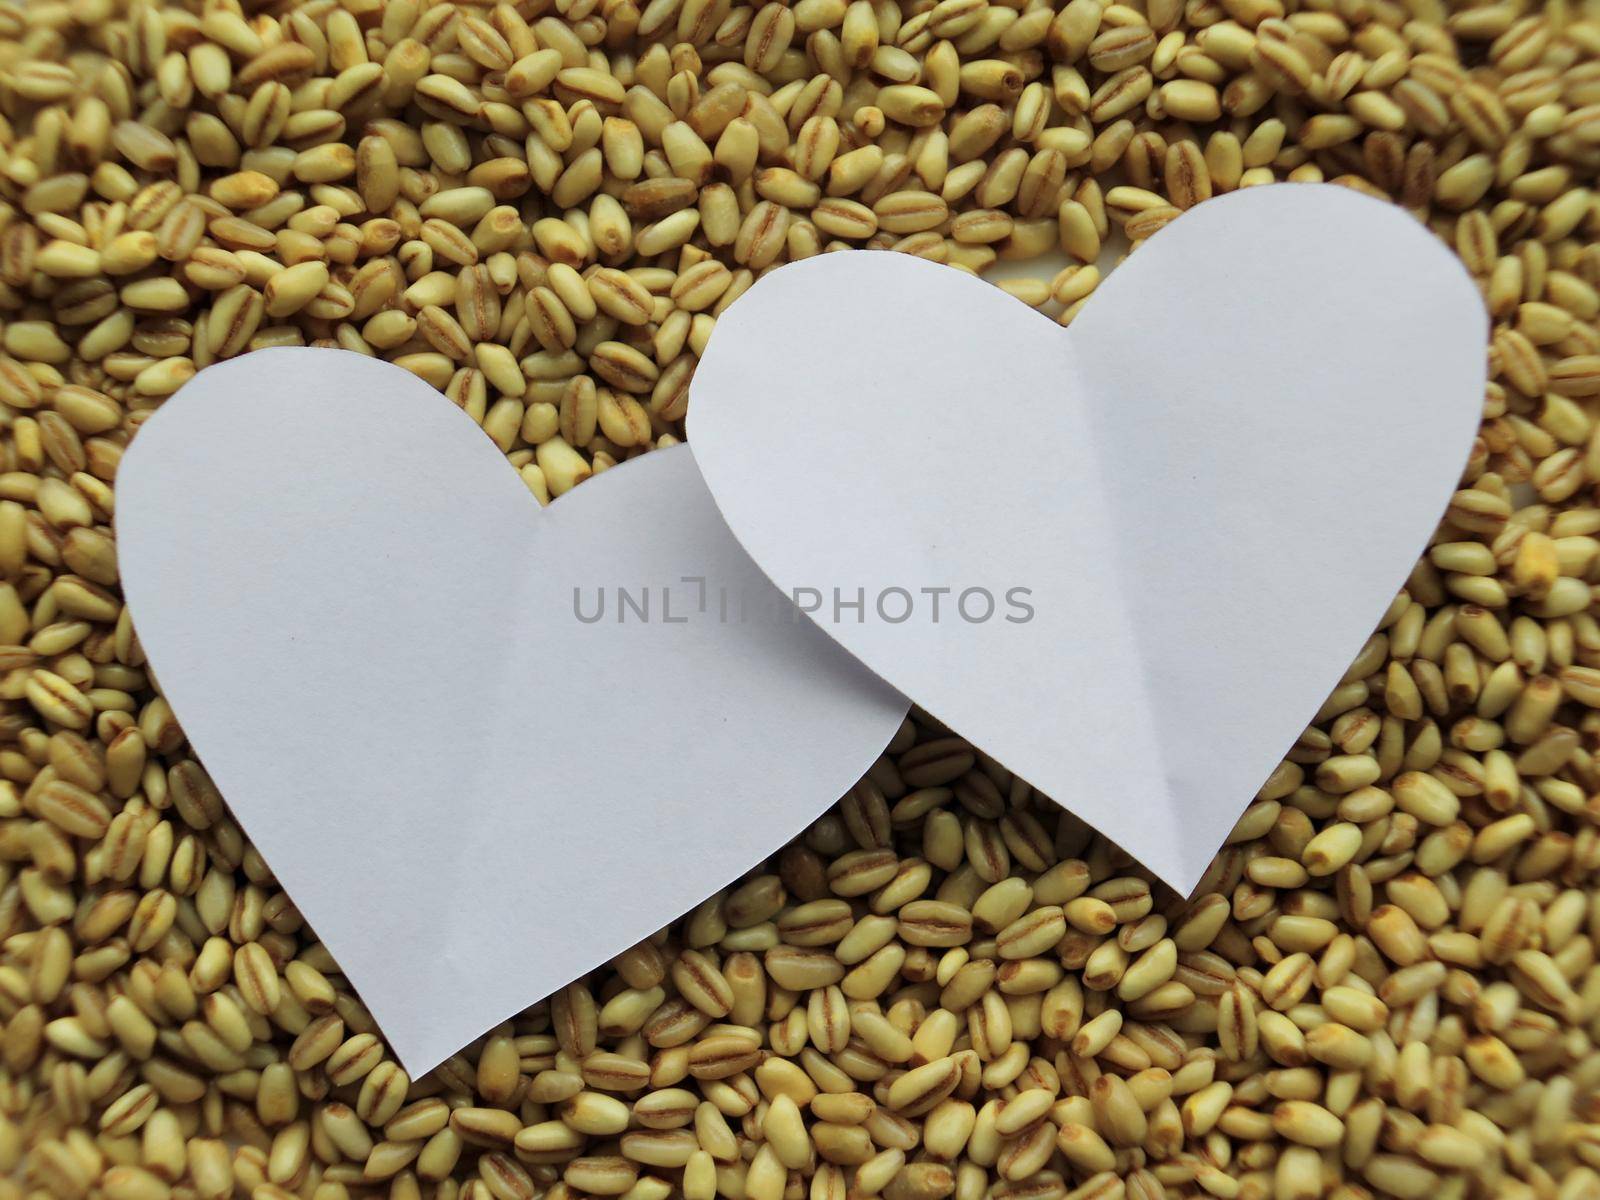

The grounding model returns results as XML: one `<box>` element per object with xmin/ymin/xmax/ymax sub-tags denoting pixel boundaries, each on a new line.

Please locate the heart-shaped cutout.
<box><xmin>689</xmin><ymin>183</ymin><xmax>1486</xmax><ymax>894</ymax></box>
<box><xmin>115</xmin><ymin>347</ymin><xmax>907</xmax><ymax>1075</ymax></box>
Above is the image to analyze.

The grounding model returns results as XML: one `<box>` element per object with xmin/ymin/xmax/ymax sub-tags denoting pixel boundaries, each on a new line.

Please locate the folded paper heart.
<box><xmin>689</xmin><ymin>183</ymin><xmax>1487</xmax><ymax>894</ymax></box>
<box><xmin>115</xmin><ymin>348</ymin><xmax>908</xmax><ymax>1075</ymax></box>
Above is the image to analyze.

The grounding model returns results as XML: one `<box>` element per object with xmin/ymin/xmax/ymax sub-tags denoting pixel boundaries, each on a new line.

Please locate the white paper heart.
<box><xmin>115</xmin><ymin>347</ymin><xmax>907</xmax><ymax>1075</ymax></box>
<box><xmin>689</xmin><ymin>183</ymin><xmax>1486</xmax><ymax>893</ymax></box>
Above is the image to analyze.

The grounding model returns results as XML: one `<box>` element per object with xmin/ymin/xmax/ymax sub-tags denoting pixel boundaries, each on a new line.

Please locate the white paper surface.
<box><xmin>116</xmin><ymin>348</ymin><xmax>908</xmax><ymax>1076</ymax></box>
<box><xmin>690</xmin><ymin>183</ymin><xmax>1486</xmax><ymax>893</ymax></box>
